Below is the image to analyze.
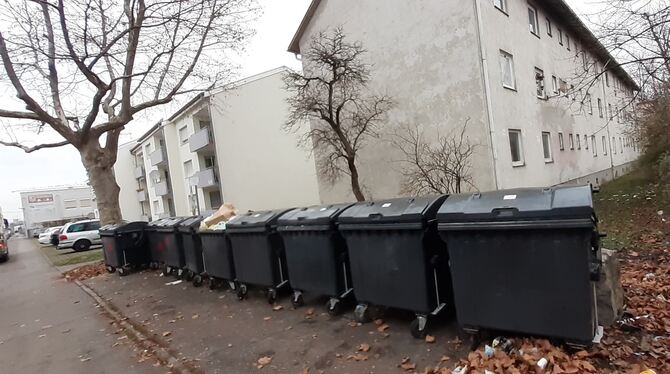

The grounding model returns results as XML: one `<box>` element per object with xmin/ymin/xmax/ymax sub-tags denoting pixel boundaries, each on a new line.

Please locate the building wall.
<box><xmin>209</xmin><ymin>70</ymin><xmax>321</xmax><ymax>211</ymax></box>
<box><xmin>20</xmin><ymin>186</ymin><xmax>97</xmax><ymax>231</ymax></box>
<box><xmin>296</xmin><ymin>0</ymin><xmax>495</xmax><ymax>202</ymax></box>
<box><xmin>479</xmin><ymin>0</ymin><xmax>639</xmax><ymax>189</ymax></box>
<box><xmin>163</xmin><ymin>122</ymin><xmax>189</xmax><ymax>217</ymax></box>
<box><xmin>113</xmin><ymin>141</ymin><xmax>144</xmax><ymax>221</ymax></box>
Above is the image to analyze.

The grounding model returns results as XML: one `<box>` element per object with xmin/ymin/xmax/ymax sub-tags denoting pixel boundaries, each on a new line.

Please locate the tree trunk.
<box><xmin>347</xmin><ymin>157</ymin><xmax>366</xmax><ymax>201</ymax></box>
<box><xmin>80</xmin><ymin>143</ymin><xmax>123</xmax><ymax>225</ymax></box>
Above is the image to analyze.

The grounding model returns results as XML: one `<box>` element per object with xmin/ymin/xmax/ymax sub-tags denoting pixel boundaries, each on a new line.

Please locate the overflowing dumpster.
<box><xmin>277</xmin><ymin>203</ymin><xmax>354</xmax><ymax>314</ymax></box>
<box><xmin>178</xmin><ymin>216</ymin><xmax>205</xmax><ymax>286</ymax></box>
<box><xmin>226</xmin><ymin>209</ymin><xmax>294</xmax><ymax>304</ymax></box>
<box><xmin>200</xmin><ymin>222</ymin><xmax>236</xmax><ymax>290</ymax></box>
<box><xmin>337</xmin><ymin>196</ymin><xmax>452</xmax><ymax>338</ymax></box>
<box><xmin>100</xmin><ymin>221</ymin><xmax>149</xmax><ymax>276</ymax></box>
<box><xmin>436</xmin><ymin>186</ymin><xmax>602</xmax><ymax>347</ymax></box>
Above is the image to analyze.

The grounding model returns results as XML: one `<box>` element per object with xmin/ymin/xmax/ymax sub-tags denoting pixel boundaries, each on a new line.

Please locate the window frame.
<box><xmin>602</xmin><ymin>136</ymin><xmax>608</xmax><ymax>155</ymax></box>
<box><xmin>535</xmin><ymin>67</ymin><xmax>546</xmax><ymax>99</ymax></box>
<box><xmin>493</xmin><ymin>0</ymin><xmax>508</xmax><ymax>14</ymax></box>
<box><xmin>558</xmin><ymin>132</ymin><xmax>565</xmax><ymax>151</ymax></box>
<box><xmin>558</xmin><ymin>28</ymin><xmax>563</xmax><ymax>45</ymax></box>
<box><xmin>576</xmin><ymin>133</ymin><xmax>581</xmax><ymax>150</ymax></box>
<box><xmin>569</xmin><ymin>133</ymin><xmax>575</xmax><ymax>150</ymax></box>
<box><xmin>612</xmin><ymin>136</ymin><xmax>617</xmax><ymax>154</ymax></box>
<box><xmin>541</xmin><ymin>132</ymin><xmax>553</xmax><ymax>163</ymax></box>
<box><xmin>585</xmin><ymin>93</ymin><xmax>593</xmax><ymax>115</ymax></box>
<box><xmin>545</xmin><ymin>17</ymin><xmax>552</xmax><ymax>36</ymax></box>
<box><xmin>566</xmin><ymin>34</ymin><xmax>571</xmax><ymax>50</ymax></box>
<box><xmin>591</xmin><ymin>135</ymin><xmax>597</xmax><ymax>156</ymax></box>
<box><xmin>508</xmin><ymin>129</ymin><xmax>525</xmax><ymax>167</ymax></box>
<box><xmin>584</xmin><ymin>135</ymin><xmax>589</xmax><ymax>150</ymax></box>
<box><xmin>178</xmin><ymin>125</ymin><xmax>189</xmax><ymax>144</ymax></box>
<box><xmin>63</xmin><ymin>199</ymin><xmax>77</xmax><ymax>209</ymax></box>
<box><xmin>597</xmin><ymin>98</ymin><xmax>603</xmax><ymax>118</ymax></box>
<box><xmin>499</xmin><ymin>50</ymin><xmax>517</xmax><ymax>90</ymax></box>
<box><xmin>551</xmin><ymin>75</ymin><xmax>558</xmax><ymax>95</ymax></box>
<box><xmin>527</xmin><ymin>4</ymin><xmax>540</xmax><ymax>37</ymax></box>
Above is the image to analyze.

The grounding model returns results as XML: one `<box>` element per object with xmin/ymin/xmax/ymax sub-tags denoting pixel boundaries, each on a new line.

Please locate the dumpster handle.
<box><xmin>368</xmin><ymin>213</ymin><xmax>383</xmax><ymax>219</ymax></box>
<box><xmin>491</xmin><ymin>208</ymin><xmax>519</xmax><ymax>217</ymax></box>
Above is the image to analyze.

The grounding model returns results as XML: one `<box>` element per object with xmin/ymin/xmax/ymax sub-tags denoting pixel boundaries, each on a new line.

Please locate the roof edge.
<box><xmin>287</xmin><ymin>0</ymin><xmax>321</xmax><ymax>54</ymax></box>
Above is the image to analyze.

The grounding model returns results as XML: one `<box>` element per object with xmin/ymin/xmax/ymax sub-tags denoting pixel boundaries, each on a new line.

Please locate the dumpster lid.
<box><xmin>100</xmin><ymin>221</ymin><xmax>147</xmax><ymax>234</ymax></box>
<box><xmin>154</xmin><ymin>217</ymin><xmax>190</xmax><ymax>229</ymax></box>
<box><xmin>337</xmin><ymin>196</ymin><xmax>447</xmax><ymax>225</ymax></box>
<box><xmin>146</xmin><ymin>218</ymin><xmax>168</xmax><ymax>228</ymax></box>
<box><xmin>178</xmin><ymin>216</ymin><xmax>204</xmax><ymax>232</ymax></box>
<box><xmin>277</xmin><ymin>203</ymin><xmax>353</xmax><ymax>226</ymax></box>
<box><xmin>437</xmin><ymin>185</ymin><xmax>595</xmax><ymax>224</ymax></box>
<box><xmin>226</xmin><ymin>209</ymin><xmax>294</xmax><ymax>229</ymax></box>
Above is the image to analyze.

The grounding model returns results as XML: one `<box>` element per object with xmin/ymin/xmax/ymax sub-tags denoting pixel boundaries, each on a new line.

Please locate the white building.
<box><xmin>19</xmin><ymin>185</ymin><xmax>97</xmax><ymax>236</ymax></box>
<box><xmin>115</xmin><ymin>67</ymin><xmax>321</xmax><ymax>220</ymax></box>
<box><xmin>287</xmin><ymin>0</ymin><xmax>640</xmax><ymax>202</ymax></box>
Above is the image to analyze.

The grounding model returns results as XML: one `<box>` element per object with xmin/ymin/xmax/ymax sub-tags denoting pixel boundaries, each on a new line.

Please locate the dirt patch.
<box><xmin>63</xmin><ymin>261</ymin><xmax>107</xmax><ymax>281</ymax></box>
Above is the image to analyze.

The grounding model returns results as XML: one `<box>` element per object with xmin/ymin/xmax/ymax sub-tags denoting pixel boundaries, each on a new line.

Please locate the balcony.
<box><xmin>154</xmin><ymin>181</ymin><xmax>170</xmax><ymax>197</ymax></box>
<box><xmin>189</xmin><ymin>128</ymin><xmax>214</xmax><ymax>153</ymax></box>
<box><xmin>150</xmin><ymin>148</ymin><xmax>167</xmax><ymax>166</ymax></box>
<box><xmin>195</xmin><ymin>168</ymin><xmax>219</xmax><ymax>188</ymax></box>
<box><xmin>137</xmin><ymin>190</ymin><xmax>148</xmax><ymax>202</ymax></box>
<box><xmin>134</xmin><ymin>166</ymin><xmax>145</xmax><ymax>179</ymax></box>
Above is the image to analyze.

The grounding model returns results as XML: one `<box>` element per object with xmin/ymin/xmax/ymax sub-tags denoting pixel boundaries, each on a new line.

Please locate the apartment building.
<box><xmin>288</xmin><ymin>0</ymin><xmax>640</xmax><ymax>202</ymax></box>
<box><xmin>115</xmin><ymin>67</ymin><xmax>321</xmax><ymax>221</ymax></box>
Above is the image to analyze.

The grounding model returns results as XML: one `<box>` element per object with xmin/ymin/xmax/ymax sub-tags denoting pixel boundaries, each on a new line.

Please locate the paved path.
<box><xmin>0</xmin><ymin>238</ymin><xmax>160</xmax><ymax>374</ymax></box>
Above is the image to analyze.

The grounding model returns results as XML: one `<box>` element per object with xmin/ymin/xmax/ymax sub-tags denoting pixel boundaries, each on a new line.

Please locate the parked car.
<box><xmin>38</xmin><ymin>227</ymin><xmax>62</xmax><ymax>245</ymax></box>
<box><xmin>58</xmin><ymin>220</ymin><xmax>102</xmax><ymax>252</ymax></box>
<box><xmin>0</xmin><ymin>224</ymin><xmax>7</xmax><ymax>262</ymax></box>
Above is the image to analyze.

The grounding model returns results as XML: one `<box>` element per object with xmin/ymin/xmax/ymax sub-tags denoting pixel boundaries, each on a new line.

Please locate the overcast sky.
<box><xmin>0</xmin><ymin>0</ymin><xmax>598</xmax><ymax>220</ymax></box>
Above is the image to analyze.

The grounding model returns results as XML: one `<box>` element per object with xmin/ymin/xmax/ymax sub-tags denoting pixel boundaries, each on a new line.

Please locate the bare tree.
<box><xmin>284</xmin><ymin>27</ymin><xmax>393</xmax><ymax>201</ymax></box>
<box><xmin>393</xmin><ymin>119</ymin><xmax>477</xmax><ymax>196</ymax></box>
<box><xmin>0</xmin><ymin>0</ymin><xmax>258</xmax><ymax>224</ymax></box>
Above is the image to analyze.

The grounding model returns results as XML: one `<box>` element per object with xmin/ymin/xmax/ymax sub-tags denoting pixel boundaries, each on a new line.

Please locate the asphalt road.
<box><xmin>0</xmin><ymin>238</ymin><xmax>160</xmax><ymax>374</ymax></box>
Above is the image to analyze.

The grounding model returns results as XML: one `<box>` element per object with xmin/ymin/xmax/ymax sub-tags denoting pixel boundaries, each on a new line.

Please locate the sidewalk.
<box><xmin>84</xmin><ymin>270</ymin><xmax>471</xmax><ymax>373</ymax></box>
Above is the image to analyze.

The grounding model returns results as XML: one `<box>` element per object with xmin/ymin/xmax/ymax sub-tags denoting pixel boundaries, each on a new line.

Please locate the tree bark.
<box><xmin>80</xmin><ymin>143</ymin><xmax>123</xmax><ymax>225</ymax></box>
<box><xmin>347</xmin><ymin>157</ymin><xmax>365</xmax><ymax>201</ymax></box>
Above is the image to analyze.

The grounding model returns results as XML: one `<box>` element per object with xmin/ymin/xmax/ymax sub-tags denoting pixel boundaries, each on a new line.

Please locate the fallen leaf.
<box><xmin>305</xmin><ymin>308</ymin><xmax>315</xmax><ymax>316</ymax></box>
<box><xmin>377</xmin><ymin>324</ymin><xmax>390</xmax><ymax>332</ymax></box>
<box><xmin>358</xmin><ymin>343</ymin><xmax>371</xmax><ymax>352</ymax></box>
<box><xmin>374</xmin><ymin>319</ymin><xmax>384</xmax><ymax>326</ymax></box>
<box><xmin>298</xmin><ymin>368</ymin><xmax>310</xmax><ymax>374</ymax></box>
<box><xmin>191</xmin><ymin>314</ymin><xmax>199</xmax><ymax>320</ymax></box>
<box><xmin>273</xmin><ymin>305</ymin><xmax>284</xmax><ymax>311</ymax></box>
<box><xmin>425</xmin><ymin>335</ymin><xmax>436</xmax><ymax>343</ymax></box>
<box><xmin>162</xmin><ymin>331</ymin><xmax>172</xmax><ymax>337</ymax></box>
<box><xmin>347</xmin><ymin>354</ymin><xmax>368</xmax><ymax>362</ymax></box>
<box><xmin>257</xmin><ymin>356</ymin><xmax>272</xmax><ymax>369</ymax></box>
<box><xmin>263</xmin><ymin>317</ymin><xmax>272</xmax><ymax>321</ymax></box>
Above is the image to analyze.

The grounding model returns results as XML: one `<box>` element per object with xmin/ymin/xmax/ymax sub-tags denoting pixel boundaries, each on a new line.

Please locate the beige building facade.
<box><xmin>288</xmin><ymin>0</ymin><xmax>640</xmax><ymax>203</ymax></box>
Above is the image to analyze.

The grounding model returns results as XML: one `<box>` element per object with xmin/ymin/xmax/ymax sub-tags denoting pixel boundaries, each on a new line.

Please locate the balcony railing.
<box><xmin>154</xmin><ymin>181</ymin><xmax>170</xmax><ymax>196</ymax></box>
<box><xmin>150</xmin><ymin>148</ymin><xmax>167</xmax><ymax>166</ymax></box>
<box><xmin>137</xmin><ymin>190</ymin><xmax>148</xmax><ymax>202</ymax></box>
<box><xmin>189</xmin><ymin>128</ymin><xmax>213</xmax><ymax>153</ymax></box>
<box><xmin>196</xmin><ymin>168</ymin><xmax>219</xmax><ymax>188</ymax></box>
<box><xmin>134</xmin><ymin>166</ymin><xmax>145</xmax><ymax>179</ymax></box>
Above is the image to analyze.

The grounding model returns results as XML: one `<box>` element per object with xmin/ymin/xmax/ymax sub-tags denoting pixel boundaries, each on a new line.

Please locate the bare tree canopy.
<box><xmin>393</xmin><ymin>119</ymin><xmax>477</xmax><ymax>196</ymax></box>
<box><xmin>284</xmin><ymin>27</ymin><xmax>393</xmax><ymax>201</ymax></box>
<box><xmin>0</xmin><ymin>0</ymin><xmax>258</xmax><ymax>224</ymax></box>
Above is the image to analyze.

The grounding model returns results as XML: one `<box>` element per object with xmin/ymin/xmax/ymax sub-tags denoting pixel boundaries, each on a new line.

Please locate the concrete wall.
<box><xmin>113</xmin><ymin>141</ymin><xmax>144</xmax><ymax>221</ymax></box>
<box><xmin>479</xmin><ymin>0</ymin><xmax>639</xmax><ymax>189</ymax></box>
<box><xmin>296</xmin><ymin>0</ymin><xmax>495</xmax><ymax>202</ymax></box>
<box><xmin>209</xmin><ymin>70</ymin><xmax>321</xmax><ymax>211</ymax></box>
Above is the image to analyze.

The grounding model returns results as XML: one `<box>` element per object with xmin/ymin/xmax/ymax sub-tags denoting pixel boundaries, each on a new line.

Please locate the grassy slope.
<box><xmin>594</xmin><ymin>170</ymin><xmax>669</xmax><ymax>252</ymax></box>
<box><xmin>38</xmin><ymin>241</ymin><xmax>103</xmax><ymax>267</ymax></box>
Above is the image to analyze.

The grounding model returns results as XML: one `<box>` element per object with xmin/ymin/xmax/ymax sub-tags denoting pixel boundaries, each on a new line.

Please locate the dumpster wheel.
<box><xmin>237</xmin><ymin>284</ymin><xmax>248</xmax><ymax>300</ymax></box>
<box><xmin>327</xmin><ymin>298</ymin><xmax>342</xmax><ymax>316</ymax></box>
<box><xmin>193</xmin><ymin>274</ymin><xmax>203</xmax><ymax>287</ymax></box>
<box><xmin>410</xmin><ymin>315</ymin><xmax>429</xmax><ymax>339</ymax></box>
<box><xmin>209</xmin><ymin>278</ymin><xmax>219</xmax><ymax>290</ymax></box>
<box><xmin>266</xmin><ymin>288</ymin><xmax>277</xmax><ymax>304</ymax></box>
<box><xmin>184</xmin><ymin>270</ymin><xmax>194</xmax><ymax>282</ymax></box>
<box><xmin>106</xmin><ymin>265</ymin><xmax>116</xmax><ymax>274</ymax></box>
<box><xmin>354</xmin><ymin>304</ymin><xmax>371</xmax><ymax>323</ymax></box>
<box><xmin>117</xmin><ymin>267</ymin><xmax>128</xmax><ymax>277</ymax></box>
<box><xmin>291</xmin><ymin>291</ymin><xmax>304</xmax><ymax>308</ymax></box>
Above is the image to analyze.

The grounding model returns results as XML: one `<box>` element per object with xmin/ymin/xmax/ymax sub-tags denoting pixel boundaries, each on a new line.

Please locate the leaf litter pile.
<box><xmin>63</xmin><ymin>261</ymin><xmax>107</xmax><ymax>281</ymax></box>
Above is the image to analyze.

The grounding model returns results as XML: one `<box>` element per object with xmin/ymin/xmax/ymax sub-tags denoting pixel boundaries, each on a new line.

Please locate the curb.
<box><xmin>75</xmin><ymin>279</ymin><xmax>199</xmax><ymax>374</ymax></box>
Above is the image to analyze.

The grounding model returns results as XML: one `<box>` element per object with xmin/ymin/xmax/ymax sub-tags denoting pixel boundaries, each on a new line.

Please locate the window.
<box><xmin>559</xmin><ymin>79</ymin><xmax>568</xmax><ymax>98</ymax></box>
<box><xmin>178</xmin><ymin>126</ymin><xmax>189</xmax><ymax>144</ymax></box>
<box><xmin>499</xmin><ymin>50</ymin><xmax>516</xmax><ymax>89</ymax></box>
<box><xmin>582</xmin><ymin>53</ymin><xmax>589</xmax><ymax>71</ymax></box>
<box><xmin>508</xmin><ymin>129</ymin><xmax>525</xmax><ymax>166</ymax></box>
<box><xmin>566</xmin><ymin>34</ymin><xmax>571</xmax><ymax>50</ymax></box>
<box><xmin>585</xmin><ymin>93</ymin><xmax>592</xmax><ymax>114</ymax></box>
<box><xmin>597</xmin><ymin>98</ymin><xmax>603</xmax><ymax>118</ymax></box>
<box><xmin>209</xmin><ymin>191</ymin><xmax>222</xmax><ymax>210</ymax></box>
<box><xmin>558</xmin><ymin>132</ymin><xmax>565</xmax><ymax>150</ymax></box>
<box><xmin>63</xmin><ymin>200</ymin><xmax>77</xmax><ymax>209</ymax></box>
<box><xmin>204</xmin><ymin>156</ymin><xmax>216</xmax><ymax>169</ymax></box>
<box><xmin>542</xmin><ymin>132</ymin><xmax>553</xmax><ymax>163</ymax></box>
<box><xmin>591</xmin><ymin>136</ymin><xmax>597</xmax><ymax>156</ymax></box>
<box><xmin>608</xmin><ymin>104</ymin><xmax>613</xmax><ymax>120</ymax></box>
<box><xmin>602</xmin><ymin>136</ymin><xmax>608</xmax><ymax>155</ymax></box>
<box><xmin>85</xmin><ymin>221</ymin><xmax>101</xmax><ymax>231</ymax></box>
<box><xmin>615</xmin><ymin>106</ymin><xmax>619</xmax><ymax>122</ymax></box>
<box><xmin>620</xmin><ymin>137</ymin><xmax>623</xmax><ymax>153</ymax></box>
<box><xmin>535</xmin><ymin>68</ymin><xmax>546</xmax><ymax>98</ymax></box>
<box><xmin>571</xmin><ymin>85</ymin><xmax>576</xmax><ymax>101</ymax></box>
<box><xmin>612</xmin><ymin>137</ymin><xmax>617</xmax><ymax>154</ymax></box>
<box><xmin>551</xmin><ymin>75</ymin><xmax>558</xmax><ymax>94</ymax></box>
<box><xmin>558</xmin><ymin>28</ymin><xmax>563</xmax><ymax>45</ymax></box>
<box><xmin>576</xmin><ymin>134</ymin><xmax>581</xmax><ymax>150</ymax></box>
<box><xmin>79</xmin><ymin>199</ymin><xmax>92</xmax><ymax>208</ymax></box>
<box><xmin>493</xmin><ymin>0</ymin><xmax>507</xmax><ymax>12</ymax></box>
<box><xmin>183</xmin><ymin>160</ymin><xmax>193</xmax><ymax>178</ymax></box>
<box><xmin>153</xmin><ymin>200</ymin><xmax>160</xmax><ymax>214</ymax></box>
<box><xmin>605</xmin><ymin>72</ymin><xmax>609</xmax><ymax>87</ymax></box>
<box><xmin>144</xmin><ymin>143</ymin><xmax>151</xmax><ymax>156</ymax></box>
<box><xmin>67</xmin><ymin>223</ymin><xmax>86</xmax><ymax>233</ymax></box>
<box><xmin>528</xmin><ymin>5</ymin><xmax>539</xmax><ymax>35</ymax></box>
<box><xmin>545</xmin><ymin>18</ymin><xmax>552</xmax><ymax>36</ymax></box>
<box><xmin>584</xmin><ymin>135</ymin><xmax>589</xmax><ymax>150</ymax></box>
<box><xmin>569</xmin><ymin>134</ymin><xmax>575</xmax><ymax>150</ymax></box>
